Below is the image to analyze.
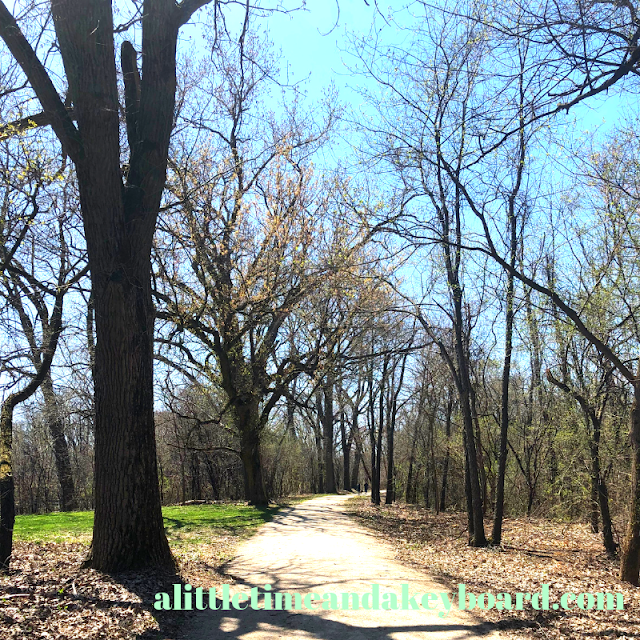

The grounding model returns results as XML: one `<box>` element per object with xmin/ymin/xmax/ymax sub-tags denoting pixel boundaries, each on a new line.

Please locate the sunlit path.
<box><xmin>182</xmin><ymin>495</ymin><xmax>502</xmax><ymax>640</ymax></box>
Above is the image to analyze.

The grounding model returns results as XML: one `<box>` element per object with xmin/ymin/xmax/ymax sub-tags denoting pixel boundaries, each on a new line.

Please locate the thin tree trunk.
<box><xmin>590</xmin><ymin>469</ymin><xmax>600</xmax><ymax>534</ymax></box>
<box><xmin>351</xmin><ymin>448</ymin><xmax>360</xmax><ymax>489</ymax></box>
<box><xmin>323</xmin><ymin>378</ymin><xmax>337</xmax><ymax>493</ymax></box>
<box><xmin>590</xmin><ymin>411</ymin><xmax>616</xmax><ymax>555</ymax></box>
<box><xmin>386</xmin><ymin>353</ymin><xmax>408</xmax><ymax>505</ymax></box>
<box><xmin>493</xmin><ymin>256</ymin><xmax>515</xmax><ymax>543</ymax></box>
<box><xmin>384</xmin><ymin>390</ymin><xmax>397</xmax><ymax>504</ymax></box>
<box><xmin>0</xmin><ymin>403</ymin><xmax>16</xmax><ymax>569</ymax></box>
<box><xmin>424</xmin><ymin>473</ymin><xmax>430</xmax><ymax>509</ymax></box>
<box><xmin>492</xmin><ymin>57</ymin><xmax>524</xmax><ymax>543</ymax></box>
<box><xmin>0</xmin><ymin>283</ymin><xmax>65</xmax><ymax>569</ymax></box>
<box><xmin>368</xmin><ymin>354</ymin><xmax>378</xmax><ymax>504</ymax></box>
<box><xmin>469</xmin><ymin>384</ymin><xmax>487</xmax><ymax>512</ymax></box>
<box><xmin>41</xmin><ymin>375</ymin><xmax>76</xmax><ymax>512</ymax></box>
<box><xmin>340</xmin><ymin>410</ymin><xmax>351</xmax><ymax>492</ymax></box>
<box><xmin>463</xmin><ymin>431</ymin><xmax>474</xmax><ymax>541</ymax></box>
<box><xmin>203</xmin><ymin>455</ymin><xmax>220</xmax><ymax>500</ymax></box>
<box><xmin>598</xmin><ymin>476</ymin><xmax>616</xmax><ymax>556</ymax></box>
<box><xmin>286</xmin><ymin>379</ymin><xmax>296</xmax><ymax>434</ymax></box>
<box><xmin>350</xmin><ymin>409</ymin><xmax>360</xmax><ymax>489</ymax></box>
<box><xmin>546</xmin><ymin>369</ymin><xmax>617</xmax><ymax>555</ymax></box>
<box><xmin>429</xmin><ymin>408</ymin><xmax>439</xmax><ymax>513</ymax></box>
<box><xmin>315</xmin><ymin>391</ymin><xmax>324</xmax><ymax>493</ymax></box>
<box><xmin>405</xmin><ymin>418</ymin><xmax>419</xmax><ymax>504</ymax></box>
<box><xmin>460</xmin><ymin>386</ymin><xmax>485</xmax><ymax>544</ymax></box>
<box><xmin>374</xmin><ymin>360</ymin><xmax>387</xmax><ymax>506</ymax></box>
<box><xmin>385</xmin><ymin>408</ymin><xmax>395</xmax><ymax>504</ymax></box>
<box><xmin>439</xmin><ymin>393</ymin><xmax>453</xmax><ymax>512</ymax></box>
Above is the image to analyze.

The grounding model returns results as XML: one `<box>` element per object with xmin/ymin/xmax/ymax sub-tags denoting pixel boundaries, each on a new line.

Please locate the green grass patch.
<box><xmin>13</xmin><ymin>503</ymin><xmax>280</xmax><ymax>545</ymax></box>
<box><xmin>14</xmin><ymin>510</ymin><xmax>94</xmax><ymax>543</ymax></box>
<box><xmin>162</xmin><ymin>504</ymin><xmax>279</xmax><ymax>548</ymax></box>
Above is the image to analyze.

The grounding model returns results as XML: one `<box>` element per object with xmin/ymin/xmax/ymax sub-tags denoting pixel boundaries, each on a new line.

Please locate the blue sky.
<box><xmin>2</xmin><ymin>0</ymin><xmax>635</xmax><ymax>405</ymax></box>
<box><xmin>190</xmin><ymin>1</ymin><xmax>377</xmax><ymax>111</ymax></box>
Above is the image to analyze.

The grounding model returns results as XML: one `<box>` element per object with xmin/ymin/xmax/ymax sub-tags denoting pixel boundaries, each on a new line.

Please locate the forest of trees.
<box><xmin>2</xmin><ymin>0</ymin><xmax>640</xmax><ymax>586</ymax></box>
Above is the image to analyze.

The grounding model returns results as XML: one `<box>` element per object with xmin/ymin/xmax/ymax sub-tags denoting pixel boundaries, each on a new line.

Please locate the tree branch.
<box><xmin>0</xmin><ymin>2</ymin><xmax>82</xmax><ymax>161</ymax></box>
<box><xmin>0</xmin><ymin>107</ymin><xmax>76</xmax><ymax>141</ymax></box>
<box><xmin>175</xmin><ymin>0</ymin><xmax>214</xmax><ymax>27</ymax></box>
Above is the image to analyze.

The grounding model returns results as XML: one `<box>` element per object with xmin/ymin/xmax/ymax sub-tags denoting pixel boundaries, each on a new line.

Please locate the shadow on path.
<box><xmin>176</xmin><ymin>599</ymin><xmax>498</xmax><ymax>640</ymax></box>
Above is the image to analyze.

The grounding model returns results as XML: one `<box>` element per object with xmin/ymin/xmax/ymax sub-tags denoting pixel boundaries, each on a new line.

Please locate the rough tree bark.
<box><xmin>235</xmin><ymin>399</ymin><xmax>268</xmax><ymax>506</ymax></box>
<box><xmin>0</xmin><ymin>0</ymin><xmax>217</xmax><ymax>571</ymax></box>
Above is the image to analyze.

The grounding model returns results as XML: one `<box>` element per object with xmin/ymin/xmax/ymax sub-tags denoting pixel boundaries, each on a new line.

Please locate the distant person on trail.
<box><xmin>364</xmin><ymin>482</ymin><xmax>369</xmax><ymax>493</ymax></box>
<box><xmin>357</xmin><ymin>483</ymin><xmax>361</xmax><ymax>493</ymax></box>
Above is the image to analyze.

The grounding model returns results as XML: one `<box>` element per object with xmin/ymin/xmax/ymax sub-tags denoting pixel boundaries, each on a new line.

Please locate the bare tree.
<box><xmin>0</xmin><ymin>0</ymin><xmax>236</xmax><ymax>571</ymax></box>
<box><xmin>0</xmin><ymin>145</ymin><xmax>86</xmax><ymax>568</ymax></box>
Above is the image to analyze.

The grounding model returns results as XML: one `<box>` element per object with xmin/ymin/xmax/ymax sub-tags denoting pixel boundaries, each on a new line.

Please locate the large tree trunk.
<box><xmin>620</xmin><ymin>384</ymin><xmax>640</xmax><ymax>584</ymax></box>
<box><xmin>235</xmin><ymin>401</ymin><xmax>269</xmax><ymax>507</ymax></box>
<box><xmin>41</xmin><ymin>375</ymin><xmax>76</xmax><ymax>512</ymax></box>
<box><xmin>87</xmin><ymin>258</ymin><xmax>174</xmax><ymax>570</ymax></box>
<box><xmin>50</xmin><ymin>0</ymin><xmax>184</xmax><ymax>572</ymax></box>
<box><xmin>0</xmin><ymin>0</ymin><xmax>214</xmax><ymax>573</ymax></box>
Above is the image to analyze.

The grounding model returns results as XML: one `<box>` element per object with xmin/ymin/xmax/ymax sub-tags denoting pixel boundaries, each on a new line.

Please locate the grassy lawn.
<box><xmin>13</xmin><ymin>502</ymin><xmax>280</xmax><ymax>545</ymax></box>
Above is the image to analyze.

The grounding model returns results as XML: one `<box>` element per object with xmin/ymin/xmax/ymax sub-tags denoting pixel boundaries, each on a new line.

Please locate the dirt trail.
<box><xmin>181</xmin><ymin>494</ymin><xmax>503</xmax><ymax>639</ymax></box>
